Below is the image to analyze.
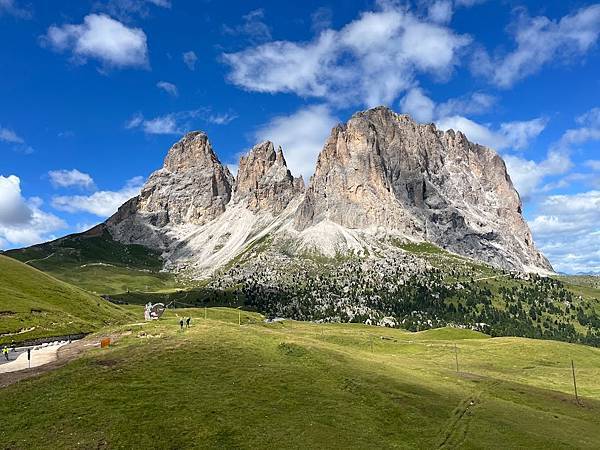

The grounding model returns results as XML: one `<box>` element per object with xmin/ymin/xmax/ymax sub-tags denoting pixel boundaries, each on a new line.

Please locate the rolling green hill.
<box><xmin>2</xmin><ymin>225</ymin><xmax>178</xmax><ymax>294</ymax></box>
<box><xmin>0</xmin><ymin>255</ymin><xmax>134</xmax><ymax>345</ymax></box>
<box><xmin>1</xmin><ymin>308</ymin><xmax>599</xmax><ymax>448</ymax></box>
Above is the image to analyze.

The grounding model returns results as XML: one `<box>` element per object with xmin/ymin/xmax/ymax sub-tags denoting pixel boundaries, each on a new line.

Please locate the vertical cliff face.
<box><xmin>295</xmin><ymin>107</ymin><xmax>552</xmax><ymax>272</ymax></box>
<box><xmin>233</xmin><ymin>141</ymin><xmax>304</xmax><ymax>213</ymax></box>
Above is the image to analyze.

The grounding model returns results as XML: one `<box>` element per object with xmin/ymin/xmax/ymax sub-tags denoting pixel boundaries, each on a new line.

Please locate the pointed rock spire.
<box><xmin>234</xmin><ymin>141</ymin><xmax>304</xmax><ymax>213</ymax></box>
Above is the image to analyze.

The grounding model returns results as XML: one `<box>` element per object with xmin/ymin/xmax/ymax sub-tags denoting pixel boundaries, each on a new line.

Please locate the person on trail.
<box><xmin>2</xmin><ymin>346</ymin><xmax>8</xmax><ymax>361</ymax></box>
<box><xmin>186</xmin><ymin>317</ymin><xmax>191</xmax><ymax>328</ymax></box>
<box><xmin>179</xmin><ymin>318</ymin><xmax>184</xmax><ymax>330</ymax></box>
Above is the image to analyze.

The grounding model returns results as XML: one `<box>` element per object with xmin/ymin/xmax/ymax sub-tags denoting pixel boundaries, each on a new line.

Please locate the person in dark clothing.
<box><xmin>179</xmin><ymin>318</ymin><xmax>184</xmax><ymax>330</ymax></box>
<box><xmin>186</xmin><ymin>317</ymin><xmax>191</xmax><ymax>328</ymax></box>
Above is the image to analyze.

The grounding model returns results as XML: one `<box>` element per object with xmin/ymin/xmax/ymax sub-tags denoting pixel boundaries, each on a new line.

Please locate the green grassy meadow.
<box><xmin>1</xmin><ymin>307</ymin><xmax>599</xmax><ymax>449</ymax></box>
<box><xmin>0</xmin><ymin>255</ymin><xmax>134</xmax><ymax>345</ymax></box>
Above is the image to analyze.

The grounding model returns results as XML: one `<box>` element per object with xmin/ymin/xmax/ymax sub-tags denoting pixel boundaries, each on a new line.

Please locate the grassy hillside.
<box><xmin>3</xmin><ymin>225</ymin><xmax>178</xmax><ymax>294</ymax></box>
<box><xmin>1</xmin><ymin>308</ymin><xmax>599</xmax><ymax>448</ymax></box>
<box><xmin>0</xmin><ymin>255</ymin><xmax>134</xmax><ymax>345</ymax></box>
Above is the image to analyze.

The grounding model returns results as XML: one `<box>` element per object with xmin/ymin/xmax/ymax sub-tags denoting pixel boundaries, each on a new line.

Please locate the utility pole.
<box><xmin>239</xmin><ymin>309</ymin><xmax>241</xmax><ymax>326</ymax></box>
<box><xmin>204</xmin><ymin>307</ymin><xmax>207</xmax><ymax>320</ymax></box>
<box><xmin>571</xmin><ymin>359</ymin><xmax>580</xmax><ymax>405</ymax></box>
<box><xmin>370</xmin><ymin>335</ymin><xmax>373</xmax><ymax>353</ymax></box>
<box><xmin>454</xmin><ymin>344</ymin><xmax>459</xmax><ymax>374</ymax></box>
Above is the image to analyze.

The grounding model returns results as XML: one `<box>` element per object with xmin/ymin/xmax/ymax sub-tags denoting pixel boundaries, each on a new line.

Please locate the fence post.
<box><xmin>571</xmin><ymin>359</ymin><xmax>580</xmax><ymax>405</ymax></box>
<box><xmin>454</xmin><ymin>344</ymin><xmax>459</xmax><ymax>374</ymax></box>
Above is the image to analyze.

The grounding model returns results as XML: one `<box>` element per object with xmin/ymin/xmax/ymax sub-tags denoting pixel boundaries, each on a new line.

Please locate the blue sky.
<box><xmin>0</xmin><ymin>0</ymin><xmax>599</xmax><ymax>273</ymax></box>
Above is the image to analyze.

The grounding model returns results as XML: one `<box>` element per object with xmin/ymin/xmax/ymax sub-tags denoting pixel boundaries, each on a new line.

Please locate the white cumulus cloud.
<box><xmin>43</xmin><ymin>14</ymin><xmax>149</xmax><ymax>69</ymax></box>
<box><xmin>428</xmin><ymin>0</ymin><xmax>453</xmax><ymax>24</ymax></box>
<box><xmin>504</xmin><ymin>151</ymin><xmax>572</xmax><ymax>202</ymax></box>
<box><xmin>223</xmin><ymin>4</ymin><xmax>470</xmax><ymax>107</ymax></box>
<box><xmin>0</xmin><ymin>175</ymin><xmax>65</xmax><ymax>248</ymax></box>
<box><xmin>0</xmin><ymin>175</ymin><xmax>33</xmax><ymax>226</ymax></box>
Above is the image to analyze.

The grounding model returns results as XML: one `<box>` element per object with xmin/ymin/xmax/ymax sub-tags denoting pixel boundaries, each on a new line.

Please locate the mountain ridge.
<box><xmin>103</xmin><ymin>106</ymin><xmax>551</xmax><ymax>276</ymax></box>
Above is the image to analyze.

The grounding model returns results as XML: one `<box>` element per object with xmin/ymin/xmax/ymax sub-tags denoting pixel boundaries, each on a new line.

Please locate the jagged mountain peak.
<box><xmin>163</xmin><ymin>131</ymin><xmax>227</xmax><ymax>173</ymax></box>
<box><xmin>234</xmin><ymin>141</ymin><xmax>304</xmax><ymax>213</ymax></box>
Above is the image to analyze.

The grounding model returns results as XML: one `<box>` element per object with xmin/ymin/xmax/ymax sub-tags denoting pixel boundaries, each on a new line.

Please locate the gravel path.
<box><xmin>0</xmin><ymin>342</ymin><xmax>69</xmax><ymax>374</ymax></box>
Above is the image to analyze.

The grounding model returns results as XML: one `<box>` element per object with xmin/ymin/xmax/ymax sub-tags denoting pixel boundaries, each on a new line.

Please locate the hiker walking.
<box><xmin>186</xmin><ymin>317</ymin><xmax>191</xmax><ymax>328</ymax></box>
<box><xmin>2</xmin><ymin>346</ymin><xmax>9</xmax><ymax>361</ymax></box>
<box><xmin>179</xmin><ymin>318</ymin><xmax>184</xmax><ymax>330</ymax></box>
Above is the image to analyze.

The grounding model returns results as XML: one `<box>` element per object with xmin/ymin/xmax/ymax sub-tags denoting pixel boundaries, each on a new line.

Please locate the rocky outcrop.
<box><xmin>234</xmin><ymin>141</ymin><xmax>304</xmax><ymax>213</ymax></box>
<box><xmin>295</xmin><ymin>107</ymin><xmax>552</xmax><ymax>272</ymax></box>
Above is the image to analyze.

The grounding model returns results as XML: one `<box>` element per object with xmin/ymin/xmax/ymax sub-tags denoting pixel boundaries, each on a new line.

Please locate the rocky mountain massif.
<box><xmin>13</xmin><ymin>107</ymin><xmax>600</xmax><ymax>346</ymax></box>
<box><xmin>105</xmin><ymin>106</ymin><xmax>552</xmax><ymax>277</ymax></box>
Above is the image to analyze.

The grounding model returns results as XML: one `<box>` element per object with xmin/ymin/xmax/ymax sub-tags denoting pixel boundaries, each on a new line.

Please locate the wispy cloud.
<box><xmin>472</xmin><ymin>4</ymin><xmax>600</xmax><ymax>87</ymax></box>
<box><xmin>156</xmin><ymin>80</ymin><xmax>178</xmax><ymax>97</ymax></box>
<box><xmin>223</xmin><ymin>9</ymin><xmax>272</xmax><ymax>44</ymax></box>
<box><xmin>95</xmin><ymin>0</ymin><xmax>171</xmax><ymax>21</ymax></box>
<box><xmin>126</xmin><ymin>108</ymin><xmax>238</xmax><ymax>135</ymax></box>
<box><xmin>0</xmin><ymin>125</ymin><xmax>34</xmax><ymax>154</ymax></box>
<box><xmin>0</xmin><ymin>0</ymin><xmax>32</xmax><ymax>19</ymax></box>
<box><xmin>182</xmin><ymin>50</ymin><xmax>198</xmax><ymax>70</ymax></box>
<box><xmin>0</xmin><ymin>126</ymin><xmax>24</xmax><ymax>144</ymax></box>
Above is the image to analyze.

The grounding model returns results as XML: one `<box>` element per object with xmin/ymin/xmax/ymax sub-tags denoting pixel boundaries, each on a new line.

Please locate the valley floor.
<box><xmin>1</xmin><ymin>307</ymin><xmax>600</xmax><ymax>449</ymax></box>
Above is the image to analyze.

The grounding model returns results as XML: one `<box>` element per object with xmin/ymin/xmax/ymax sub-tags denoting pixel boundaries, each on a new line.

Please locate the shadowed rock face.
<box><xmin>234</xmin><ymin>141</ymin><xmax>304</xmax><ymax>213</ymax></box>
<box><xmin>295</xmin><ymin>107</ymin><xmax>552</xmax><ymax>272</ymax></box>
